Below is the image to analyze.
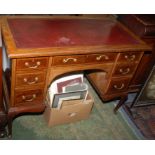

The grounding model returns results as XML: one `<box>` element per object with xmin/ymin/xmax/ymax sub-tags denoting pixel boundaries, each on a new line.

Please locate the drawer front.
<box><xmin>113</xmin><ymin>63</ymin><xmax>138</xmax><ymax>77</ymax></box>
<box><xmin>52</xmin><ymin>55</ymin><xmax>86</xmax><ymax>66</ymax></box>
<box><xmin>15</xmin><ymin>72</ymin><xmax>46</xmax><ymax>87</ymax></box>
<box><xmin>118</xmin><ymin>52</ymin><xmax>142</xmax><ymax>62</ymax></box>
<box><xmin>14</xmin><ymin>89</ymin><xmax>44</xmax><ymax>106</ymax></box>
<box><xmin>16</xmin><ymin>57</ymin><xmax>49</xmax><ymax>70</ymax></box>
<box><xmin>106</xmin><ymin>78</ymin><xmax>131</xmax><ymax>94</ymax></box>
<box><xmin>87</xmin><ymin>53</ymin><xmax>117</xmax><ymax>63</ymax></box>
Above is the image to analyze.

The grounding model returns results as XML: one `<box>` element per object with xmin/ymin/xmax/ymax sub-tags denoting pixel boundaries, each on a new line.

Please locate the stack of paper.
<box><xmin>48</xmin><ymin>74</ymin><xmax>88</xmax><ymax>109</ymax></box>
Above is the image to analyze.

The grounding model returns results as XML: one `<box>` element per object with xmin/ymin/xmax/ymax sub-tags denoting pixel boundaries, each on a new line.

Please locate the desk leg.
<box><xmin>114</xmin><ymin>95</ymin><xmax>128</xmax><ymax>114</ymax></box>
<box><xmin>6</xmin><ymin>104</ymin><xmax>46</xmax><ymax>139</ymax></box>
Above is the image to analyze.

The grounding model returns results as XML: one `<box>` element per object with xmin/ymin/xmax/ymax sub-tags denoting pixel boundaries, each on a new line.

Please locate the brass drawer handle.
<box><xmin>23</xmin><ymin>77</ymin><xmax>39</xmax><ymax>85</ymax></box>
<box><xmin>63</xmin><ymin>58</ymin><xmax>77</xmax><ymax>63</ymax></box>
<box><xmin>24</xmin><ymin>61</ymin><xmax>41</xmax><ymax>69</ymax></box>
<box><xmin>124</xmin><ymin>55</ymin><xmax>136</xmax><ymax>61</ymax></box>
<box><xmin>22</xmin><ymin>94</ymin><xmax>36</xmax><ymax>102</ymax></box>
<box><xmin>119</xmin><ymin>68</ymin><xmax>130</xmax><ymax>75</ymax></box>
<box><xmin>113</xmin><ymin>83</ymin><xmax>125</xmax><ymax>90</ymax></box>
<box><xmin>68</xmin><ymin>112</ymin><xmax>77</xmax><ymax>117</ymax></box>
<box><xmin>96</xmin><ymin>55</ymin><xmax>109</xmax><ymax>61</ymax></box>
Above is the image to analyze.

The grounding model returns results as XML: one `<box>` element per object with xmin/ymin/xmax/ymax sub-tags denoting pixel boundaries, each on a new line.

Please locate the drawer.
<box><xmin>112</xmin><ymin>63</ymin><xmax>138</xmax><ymax>77</ymax></box>
<box><xmin>15</xmin><ymin>72</ymin><xmax>46</xmax><ymax>87</ymax></box>
<box><xmin>16</xmin><ymin>57</ymin><xmax>49</xmax><ymax>70</ymax></box>
<box><xmin>87</xmin><ymin>53</ymin><xmax>117</xmax><ymax>63</ymax></box>
<box><xmin>52</xmin><ymin>55</ymin><xmax>86</xmax><ymax>66</ymax></box>
<box><xmin>118</xmin><ymin>52</ymin><xmax>143</xmax><ymax>62</ymax></box>
<box><xmin>44</xmin><ymin>92</ymin><xmax>94</xmax><ymax>126</ymax></box>
<box><xmin>106</xmin><ymin>78</ymin><xmax>131</xmax><ymax>94</ymax></box>
<box><xmin>14</xmin><ymin>89</ymin><xmax>44</xmax><ymax>106</ymax></box>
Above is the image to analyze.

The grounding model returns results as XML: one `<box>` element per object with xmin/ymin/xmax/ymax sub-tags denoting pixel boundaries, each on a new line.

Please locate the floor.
<box><xmin>11</xmin><ymin>102</ymin><xmax>138</xmax><ymax>140</ymax></box>
<box><xmin>128</xmin><ymin>105</ymin><xmax>155</xmax><ymax>139</ymax></box>
<box><xmin>121</xmin><ymin>92</ymin><xmax>155</xmax><ymax>140</ymax></box>
<box><xmin>9</xmin><ymin>79</ymin><xmax>140</xmax><ymax>140</ymax></box>
<box><xmin>2</xmin><ymin>80</ymin><xmax>154</xmax><ymax>140</ymax></box>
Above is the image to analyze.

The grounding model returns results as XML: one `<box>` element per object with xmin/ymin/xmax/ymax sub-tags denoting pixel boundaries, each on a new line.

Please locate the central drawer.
<box><xmin>86</xmin><ymin>53</ymin><xmax>118</xmax><ymax>63</ymax></box>
<box><xmin>52</xmin><ymin>55</ymin><xmax>86</xmax><ymax>66</ymax></box>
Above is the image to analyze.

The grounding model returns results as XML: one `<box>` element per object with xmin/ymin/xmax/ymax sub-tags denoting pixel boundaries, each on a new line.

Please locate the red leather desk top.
<box><xmin>8</xmin><ymin>18</ymin><xmax>140</xmax><ymax>49</ymax></box>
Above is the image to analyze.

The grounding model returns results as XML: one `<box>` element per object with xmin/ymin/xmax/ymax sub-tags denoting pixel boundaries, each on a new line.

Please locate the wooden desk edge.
<box><xmin>1</xmin><ymin>16</ymin><xmax>152</xmax><ymax>59</ymax></box>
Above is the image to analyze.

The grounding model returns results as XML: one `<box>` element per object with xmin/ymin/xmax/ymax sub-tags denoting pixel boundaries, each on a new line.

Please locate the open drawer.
<box><xmin>44</xmin><ymin>92</ymin><xmax>94</xmax><ymax>127</ymax></box>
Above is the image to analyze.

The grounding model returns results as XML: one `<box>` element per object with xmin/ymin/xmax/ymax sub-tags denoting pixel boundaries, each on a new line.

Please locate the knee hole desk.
<box><xmin>1</xmin><ymin>16</ymin><xmax>151</xmax><ymax>137</ymax></box>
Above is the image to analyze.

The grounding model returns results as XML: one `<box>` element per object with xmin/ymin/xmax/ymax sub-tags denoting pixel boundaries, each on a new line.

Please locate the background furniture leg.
<box><xmin>7</xmin><ymin>116</ymin><xmax>12</xmax><ymax>139</ymax></box>
<box><xmin>0</xmin><ymin>112</ymin><xmax>7</xmax><ymax>138</ymax></box>
<box><xmin>114</xmin><ymin>95</ymin><xmax>128</xmax><ymax>114</ymax></box>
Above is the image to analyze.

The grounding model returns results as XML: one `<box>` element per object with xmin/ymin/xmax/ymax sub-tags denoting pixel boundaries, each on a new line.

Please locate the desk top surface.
<box><xmin>2</xmin><ymin>17</ymin><xmax>151</xmax><ymax>58</ymax></box>
<box><xmin>8</xmin><ymin>18</ymin><xmax>141</xmax><ymax>48</ymax></box>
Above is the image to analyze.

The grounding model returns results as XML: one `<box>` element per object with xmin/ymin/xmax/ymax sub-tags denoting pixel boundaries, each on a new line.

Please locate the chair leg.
<box><xmin>0</xmin><ymin>114</ymin><xmax>7</xmax><ymax>138</ymax></box>
<box><xmin>0</xmin><ymin>128</ymin><xmax>7</xmax><ymax>138</ymax></box>
<box><xmin>2</xmin><ymin>71</ymin><xmax>12</xmax><ymax>138</ymax></box>
<box><xmin>0</xmin><ymin>123</ymin><xmax>7</xmax><ymax>138</ymax></box>
<box><xmin>7</xmin><ymin>116</ymin><xmax>12</xmax><ymax>139</ymax></box>
<box><xmin>114</xmin><ymin>95</ymin><xmax>128</xmax><ymax>114</ymax></box>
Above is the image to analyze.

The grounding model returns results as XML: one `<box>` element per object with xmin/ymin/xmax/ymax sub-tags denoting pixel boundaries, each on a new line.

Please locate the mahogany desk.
<box><xmin>1</xmin><ymin>16</ymin><xmax>151</xmax><ymax>137</ymax></box>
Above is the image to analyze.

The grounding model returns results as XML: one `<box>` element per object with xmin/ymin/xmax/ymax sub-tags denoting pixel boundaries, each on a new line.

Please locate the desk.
<box><xmin>1</xmin><ymin>16</ymin><xmax>151</xmax><ymax>137</ymax></box>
